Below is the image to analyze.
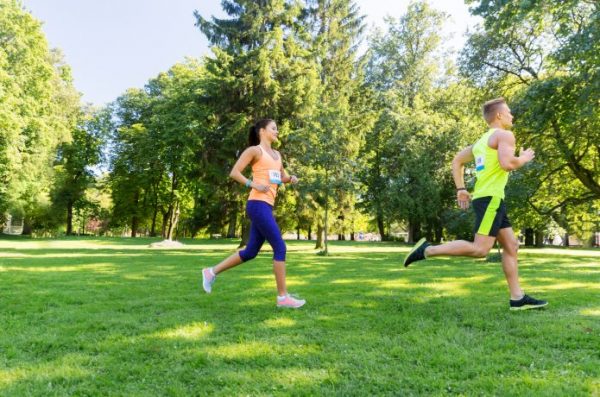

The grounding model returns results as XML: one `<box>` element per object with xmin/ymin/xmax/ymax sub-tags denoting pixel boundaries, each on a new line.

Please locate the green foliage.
<box><xmin>4</xmin><ymin>0</ymin><xmax>598</xmax><ymax>244</ymax></box>
<box><xmin>108</xmin><ymin>61</ymin><xmax>227</xmax><ymax>238</ymax></box>
<box><xmin>295</xmin><ymin>0</ymin><xmax>368</xmax><ymax>251</ymax></box>
<box><xmin>462</xmin><ymin>0</ymin><xmax>600</xmax><ymax>242</ymax></box>
<box><xmin>194</xmin><ymin>0</ymin><xmax>322</xmax><ymax>241</ymax></box>
<box><xmin>50</xmin><ymin>108</ymin><xmax>108</xmax><ymax>235</ymax></box>
<box><xmin>0</xmin><ymin>0</ymin><xmax>79</xmax><ymax>229</ymax></box>
<box><xmin>361</xmin><ymin>2</ymin><xmax>482</xmax><ymax>242</ymax></box>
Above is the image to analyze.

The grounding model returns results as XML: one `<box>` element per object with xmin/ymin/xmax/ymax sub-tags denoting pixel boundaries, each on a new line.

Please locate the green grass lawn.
<box><xmin>1</xmin><ymin>237</ymin><xmax>599</xmax><ymax>396</ymax></box>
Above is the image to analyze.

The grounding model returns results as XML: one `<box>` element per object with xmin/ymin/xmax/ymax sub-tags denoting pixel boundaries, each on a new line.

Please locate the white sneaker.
<box><xmin>202</xmin><ymin>268</ymin><xmax>216</xmax><ymax>293</ymax></box>
<box><xmin>277</xmin><ymin>294</ymin><xmax>306</xmax><ymax>308</ymax></box>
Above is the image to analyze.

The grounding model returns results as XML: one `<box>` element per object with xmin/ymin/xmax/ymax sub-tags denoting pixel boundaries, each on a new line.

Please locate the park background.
<box><xmin>1</xmin><ymin>0</ymin><xmax>599</xmax><ymax>395</ymax></box>
<box><xmin>1</xmin><ymin>0</ymin><xmax>598</xmax><ymax>248</ymax></box>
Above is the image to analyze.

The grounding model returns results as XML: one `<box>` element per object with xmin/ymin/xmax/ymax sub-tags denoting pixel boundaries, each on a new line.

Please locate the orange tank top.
<box><xmin>248</xmin><ymin>146</ymin><xmax>283</xmax><ymax>206</ymax></box>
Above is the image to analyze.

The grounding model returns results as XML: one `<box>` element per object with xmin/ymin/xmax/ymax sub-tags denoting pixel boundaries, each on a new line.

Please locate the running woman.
<box><xmin>403</xmin><ymin>98</ymin><xmax>547</xmax><ymax>311</ymax></box>
<box><xmin>201</xmin><ymin>119</ymin><xmax>306</xmax><ymax>309</ymax></box>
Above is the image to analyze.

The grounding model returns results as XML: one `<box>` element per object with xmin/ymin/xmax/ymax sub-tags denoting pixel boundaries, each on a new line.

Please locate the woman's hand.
<box><xmin>289</xmin><ymin>175</ymin><xmax>299</xmax><ymax>184</ymax></box>
<box><xmin>252</xmin><ymin>182</ymin><xmax>270</xmax><ymax>193</ymax></box>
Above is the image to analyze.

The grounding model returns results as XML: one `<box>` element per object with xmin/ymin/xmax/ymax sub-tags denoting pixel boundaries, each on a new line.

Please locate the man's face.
<box><xmin>498</xmin><ymin>103</ymin><xmax>514</xmax><ymax>128</ymax></box>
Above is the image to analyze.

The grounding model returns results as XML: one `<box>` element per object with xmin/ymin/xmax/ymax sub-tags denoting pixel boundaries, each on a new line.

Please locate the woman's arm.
<box><xmin>279</xmin><ymin>152</ymin><xmax>298</xmax><ymax>184</ymax></box>
<box><xmin>229</xmin><ymin>147</ymin><xmax>269</xmax><ymax>192</ymax></box>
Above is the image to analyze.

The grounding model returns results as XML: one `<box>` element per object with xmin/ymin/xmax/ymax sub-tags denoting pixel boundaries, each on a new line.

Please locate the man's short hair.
<box><xmin>482</xmin><ymin>98</ymin><xmax>507</xmax><ymax>123</ymax></box>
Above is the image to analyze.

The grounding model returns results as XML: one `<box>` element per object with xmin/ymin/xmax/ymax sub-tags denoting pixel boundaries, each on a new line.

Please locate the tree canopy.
<box><xmin>2</xmin><ymin>0</ymin><xmax>598</xmax><ymax>246</ymax></box>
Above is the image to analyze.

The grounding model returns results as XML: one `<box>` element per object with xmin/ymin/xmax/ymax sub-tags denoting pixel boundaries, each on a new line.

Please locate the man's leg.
<box><xmin>496</xmin><ymin>227</ymin><xmax>523</xmax><ymax>300</ymax></box>
<box><xmin>496</xmin><ymin>227</ymin><xmax>548</xmax><ymax>310</ymax></box>
<box><xmin>404</xmin><ymin>196</ymin><xmax>503</xmax><ymax>267</ymax></box>
<box><xmin>404</xmin><ymin>234</ymin><xmax>496</xmax><ymax>267</ymax></box>
<box><xmin>426</xmin><ymin>234</ymin><xmax>496</xmax><ymax>258</ymax></box>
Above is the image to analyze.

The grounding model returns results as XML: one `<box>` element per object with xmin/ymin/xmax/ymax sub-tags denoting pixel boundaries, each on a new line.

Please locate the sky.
<box><xmin>22</xmin><ymin>0</ymin><xmax>481</xmax><ymax>106</ymax></box>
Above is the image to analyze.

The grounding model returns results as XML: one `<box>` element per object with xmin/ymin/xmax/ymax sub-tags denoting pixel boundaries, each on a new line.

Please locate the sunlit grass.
<box><xmin>156</xmin><ymin>322</ymin><xmax>214</xmax><ymax>340</ymax></box>
<box><xmin>0</xmin><ymin>236</ymin><xmax>598</xmax><ymax>396</ymax></box>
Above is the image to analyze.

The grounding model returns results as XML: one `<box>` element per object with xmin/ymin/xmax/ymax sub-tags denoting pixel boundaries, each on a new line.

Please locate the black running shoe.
<box><xmin>509</xmin><ymin>294</ymin><xmax>548</xmax><ymax>311</ymax></box>
<box><xmin>403</xmin><ymin>238</ymin><xmax>430</xmax><ymax>267</ymax></box>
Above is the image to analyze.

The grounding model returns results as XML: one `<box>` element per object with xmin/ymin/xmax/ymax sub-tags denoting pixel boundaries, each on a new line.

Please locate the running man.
<box><xmin>201</xmin><ymin>119</ymin><xmax>306</xmax><ymax>308</ymax></box>
<box><xmin>404</xmin><ymin>98</ymin><xmax>547</xmax><ymax>311</ymax></box>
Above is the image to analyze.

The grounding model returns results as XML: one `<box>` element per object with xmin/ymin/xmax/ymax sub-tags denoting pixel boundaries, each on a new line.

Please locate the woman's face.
<box><xmin>261</xmin><ymin>121</ymin><xmax>278</xmax><ymax>143</ymax></box>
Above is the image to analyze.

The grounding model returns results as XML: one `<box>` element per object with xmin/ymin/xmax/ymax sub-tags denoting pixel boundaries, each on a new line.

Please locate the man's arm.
<box><xmin>496</xmin><ymin>130</ymin><xmax>535</xmax><ymax>171</ymax></box>
<box><xmin>452</xmin><ymin>146</ymin><xmax>474</xmax><ymax>189</ymax></box>
<box><xmin>452</xmin><ymin>146</ymin><xmax>474</xmax><ymax>210</ymax></box>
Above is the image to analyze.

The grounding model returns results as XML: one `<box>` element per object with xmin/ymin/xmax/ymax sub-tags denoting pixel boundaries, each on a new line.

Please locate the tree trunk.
<box><xmin>535</xmin><ymin>230</ymin><xmax>544</xmax><ymax>247</ymax></box>
<box><xmin>425</xmin><ymin>225</ymin><xmax>434</xmax><ymax>242</ymax></box>
<box><xmin>323</xmin><ymin>168</ymin><xmax>329</xmax><ymax>254</ymax></box>
<box><xmin>164</xmin><ymin>173</ymin><xmax>179</xmax><ymax>240</ymax></box>
<box><xmin>161</xmin><ymin>210</ymin><xmax>169</xmax><ymax>239</ymax></box>
<box><xmin>21</xmin><ymin>217</ymin><xmax>32</xmax><ymax>236</ymax></box>
<box><xmin>524</xmin><ymin>228</ymin><xmax>534</xmax><ymax>246</ymax></box>
<box><xmin>131</xmin><ymin>191</ymin><xmax>140</xmax><ymax>238</ymax></box>
<box><xmin>564</xmin><ymin>232</ymin><xmax>570</xmax><ymax>247</ymax></box>
<box><xmin>163</xmin><ymin>203</ymin><xmax>173</xmax><ymax>239</ymax></box>
<box><xmin>150</xmin><ymin>204</ymin><xmax>159</xmax><ymax>237</ymax></box>
<box><xmin>226</xmin><ymin>205</ymin><xmax>238</xmax><ymax>238</ymax></box>
<box><xmin>315</xmin><ymin>224</ymin><xmax>323</xmax><ymax>249</ymax></box>
<box><xmin>407</xmin><ymin>220</ymin><xmax>420</xmax><ymax>244</ymax></box>
<box><xmin>434</xmin><ymin>225</ymin><xmax>443</xmax><ymax>244</ymax></box>
<box><xmin>377</xmin><ymin>212</ymin><xmax>386</xmax><ymax>241</ymax></box>
<box><xmin>297</xmin><ymin>226</ymin><xmax>301</xmax><ymax>240</ymax></box>
<box><xmin>307</xmin><ymin>225</ymin><xmax>312</xmax><ymax>240</ymax></box>
<box><xmin>350</xmin><ymin>232</ymin><xmax>355</xmax><ymax>241</ymax></box>
<box><xmin>131</xmin><ymin>215</ymin><xmax>138</xmax><ymax>238</ymax></box>
<box><xmin>167</xmin><ymin>202</ymin><xmax>180</xmax><ymax>241</ymax></box>
<box><xmin>79</xmin><ymin>211</ymin><xmax>85</xmax><ymax>235</ymax></box>
<box><xmin>323</xmin><ymin>208</ymin><xmax>329</xmax><ymax>253</ymax></box>
<box><xmin>66</xmin><ymin>202</ymin><xmax>74</xmax><ymax>235</ymax></box>
<box><xmin>239</xmin><ymin>216</ymin><xmax>250</xmax><ymax>248</ymax></box>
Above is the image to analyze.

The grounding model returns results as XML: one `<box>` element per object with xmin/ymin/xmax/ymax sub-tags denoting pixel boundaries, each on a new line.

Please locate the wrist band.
<box><xmin>245</xmin><ymin>179</ymin><xmax>252</xmax><ymax>188</ymax></box>
<box><xmin>456</xmin><ymin>187</ymin><xmax>467</xmax><ymax>191</ymax></box>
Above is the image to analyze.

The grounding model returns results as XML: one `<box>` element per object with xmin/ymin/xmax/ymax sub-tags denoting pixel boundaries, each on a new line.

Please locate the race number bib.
<box><xmin>268</xmin><ymin>169</ymin><xmax>282</xmax><ymax>185</ymax></box>
<box><xmin>475</xmin><ymin>156</ymin><xmax>485</xmax><ymax>171</ymax></box>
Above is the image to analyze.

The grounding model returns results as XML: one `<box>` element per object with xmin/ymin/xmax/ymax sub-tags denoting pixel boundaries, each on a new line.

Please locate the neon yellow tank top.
<box><xmin>472</xmin><ymin>129</ymin><xmax>509</xmax><ymax>199</ymax></box>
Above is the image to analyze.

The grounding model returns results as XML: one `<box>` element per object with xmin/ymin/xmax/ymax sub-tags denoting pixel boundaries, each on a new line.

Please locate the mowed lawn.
<box><xmin>1</xmin><ymin>237</ymin><xmax>598</xmax><ymax>396</ymax></box>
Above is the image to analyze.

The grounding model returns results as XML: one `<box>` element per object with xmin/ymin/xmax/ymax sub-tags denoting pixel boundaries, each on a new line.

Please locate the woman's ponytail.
<box><xmin>248</xmin><ymin>125</ymin><xmax>260</xmax><ymax>146</ymax></box>
<box><xmin>248</xmin><ymin>119</ymin><xmax>274</xmax><ymax>147</ymax></box>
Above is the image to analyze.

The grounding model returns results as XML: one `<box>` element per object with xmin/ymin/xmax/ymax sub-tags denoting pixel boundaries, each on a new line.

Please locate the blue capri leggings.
<box><xmin>238</xmin><ymin>200</ymin><xmax>286</xmax><ymax>262</ymax></box>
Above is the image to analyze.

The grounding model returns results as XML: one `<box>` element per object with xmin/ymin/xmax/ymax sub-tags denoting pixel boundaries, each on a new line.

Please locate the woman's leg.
<box><xmin>212</xmin><ymin>252</ymin><xmax>243</xmax><ymax>275</ymax></box>
<box><xmin>272</xmin><ymin>261</ymin><xmax>287</xmax><ymax>297</ymax></box>
<box><xmin>201</xmin><ymin>204</ymin><xmax>265</xmax><ymax>293</ymax></box>
<box><xmin>248</xmin><ymin>204</ymin><xmax>289</xmax><ymax>296</ymax></box>
<box><xmin>214</xmin><ymin>222</ymin><xmax>265</xmax><ymax>274</ymax></box>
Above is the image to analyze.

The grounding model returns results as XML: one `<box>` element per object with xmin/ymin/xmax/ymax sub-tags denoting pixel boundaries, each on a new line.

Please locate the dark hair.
<box><xmin>248</xmin><ymin>119</ymin><xmax>274</xmax><ymax>146</ymax></box>
<box><xmin>482</xmin><ymin>97</ymin><xmax>507</xmax><ymax>123</ymax></box>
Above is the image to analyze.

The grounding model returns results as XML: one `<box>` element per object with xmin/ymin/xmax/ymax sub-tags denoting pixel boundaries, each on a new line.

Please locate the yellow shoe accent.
<box><xmin>403</xmin><ymin>237</ymin><xmax>426</xmax><ymax>266</ymax></box>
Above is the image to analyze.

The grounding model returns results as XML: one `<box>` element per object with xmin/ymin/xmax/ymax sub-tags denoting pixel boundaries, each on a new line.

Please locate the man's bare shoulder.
<box><xmin>491</xmin><ymin>128</ymin><xmax>515</xmax><ymax>143</ymax></box>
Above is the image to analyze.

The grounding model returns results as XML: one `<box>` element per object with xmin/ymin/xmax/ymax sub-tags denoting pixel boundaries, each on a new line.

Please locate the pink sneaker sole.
<box><xmin>276</xmin><ymin>296</ymin><xmax>306</xmax><ymax>308</ymax></box>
